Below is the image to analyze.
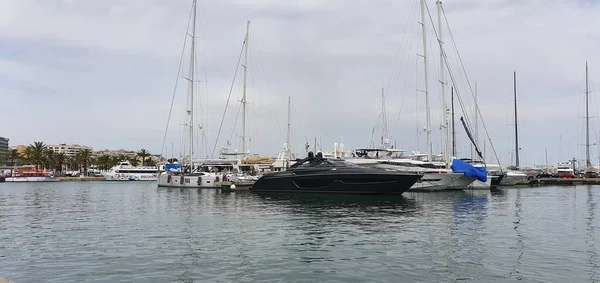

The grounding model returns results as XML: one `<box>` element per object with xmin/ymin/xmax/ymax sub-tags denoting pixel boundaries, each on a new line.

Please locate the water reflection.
<box><xmin>586</xmin><ymin>186</ymin><xmax>598</xmax><ymax>281</ymax></box>
<box><xmin>510</xmin><ymin>189</ymin><xmax>524</xmax><ymax>280</ymax></box>
<box><xmin>448</xmin><ymin>191</ymin><xmax>489</xmax><ymax>281</ymax></box>
<box><xmin>7</xmin><ymin>183</ymin><xmax>600</xmax><ymax>282</ymax></box>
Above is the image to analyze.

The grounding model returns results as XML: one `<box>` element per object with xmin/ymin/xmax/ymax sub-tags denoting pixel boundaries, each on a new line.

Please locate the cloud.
<box><xmin>1</xmin><ymin>0</ymin><xmax>600</xmax><ymax>168</ymax></box>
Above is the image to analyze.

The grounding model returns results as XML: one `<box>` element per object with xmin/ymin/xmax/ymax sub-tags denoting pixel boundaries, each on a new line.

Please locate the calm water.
<box><xmin>0</xmin><ymin>182</ymin><xmax>598</xmax><ymax>282</ymax></box>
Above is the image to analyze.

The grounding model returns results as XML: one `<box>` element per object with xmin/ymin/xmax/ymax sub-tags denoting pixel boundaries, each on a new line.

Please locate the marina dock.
<box><xmin>530</xmin><ymin>178</ymin><xmax>600</xmax><ymax>186</ymax></box>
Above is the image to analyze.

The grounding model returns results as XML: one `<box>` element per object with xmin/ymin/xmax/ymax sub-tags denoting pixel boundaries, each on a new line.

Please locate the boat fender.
<box><xmin>167</xmin><ymin>175</ymin><xmax>172</xmax><ymax>183</ymax></box>
<box><xmin>180</xmin><ymin>175</ymin><xmax>184</xmax><ymax>184</ymax></box>
<box><xmin>197</xmin><ymin>176</ymin><xmax>202</xmax><ymax>185</ymax></box>
<box><xmin>230</xmin><ymin>184</ymin><xmax>236</xmax><ymax>189</ymax></box>
<box><xmin>215</xmin><ymin>176</ymin><xmax>220</xmax><ymax>182</ymax></box>
<box><xmin>223</xmin><ymin>175</ymin><xmax>228</xmax><ymax>182</ymax></box>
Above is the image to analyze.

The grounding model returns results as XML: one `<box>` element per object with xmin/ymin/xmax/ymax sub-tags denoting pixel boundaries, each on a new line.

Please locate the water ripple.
<box><xmin>1</xmin><ymin>183</ymin><xmax>600</xmax><ymax>282</ymax></box>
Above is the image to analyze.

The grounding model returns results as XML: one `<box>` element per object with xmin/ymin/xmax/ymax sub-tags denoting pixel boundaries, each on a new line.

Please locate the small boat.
<box><xmin>499</xmin><ymin>170</ymin><xmax>528</xmax><ymax>186</ymax></box>
<box><xmin>250</xmin><ymin>152</ymin><xmax>423</xmax><ymax>195</ymax></box>
<box><xmin>4</xmin><ymin>166</ymin><xmax>61</xmax><ymax>182</ymax></box>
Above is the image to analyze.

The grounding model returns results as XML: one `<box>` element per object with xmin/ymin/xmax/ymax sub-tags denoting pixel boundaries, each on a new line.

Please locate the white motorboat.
<box><xmin>102</xmin><ymin>161</ymin><xmax>160</xmax><ymax>181</ymax></box>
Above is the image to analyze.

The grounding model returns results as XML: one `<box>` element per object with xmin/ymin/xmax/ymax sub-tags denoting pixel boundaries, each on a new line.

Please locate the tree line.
<box><xmin>7</xmin><ymin>142</ymin><xmax>157</xmax><ymax>175</ymax></box>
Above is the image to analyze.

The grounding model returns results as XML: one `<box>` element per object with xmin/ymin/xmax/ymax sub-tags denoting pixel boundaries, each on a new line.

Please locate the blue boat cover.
<box><xmin>165</xmin><ymin>163</ymin><xmax>182</xmax><ymax>172</ymax></box>
<box><xmin>451</xmin><ymin>159</ymin><xmax>488</xmax><ymax>182</ymax></box>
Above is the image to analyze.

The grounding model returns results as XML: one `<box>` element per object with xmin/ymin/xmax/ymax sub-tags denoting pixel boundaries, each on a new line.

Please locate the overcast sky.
<box><xmin>1</xmin><ymin>0</ymin><xmax>600</xmax><ymax>168</ymax></box>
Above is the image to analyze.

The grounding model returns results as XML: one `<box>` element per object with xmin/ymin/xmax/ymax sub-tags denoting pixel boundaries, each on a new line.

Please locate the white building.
<box><xmin>47</xmin><ymin>143</ymin><xmax>93</xmax><ymax>158</ymax></box>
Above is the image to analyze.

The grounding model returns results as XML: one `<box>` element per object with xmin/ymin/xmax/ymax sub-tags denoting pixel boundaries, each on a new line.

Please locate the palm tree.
<box><xmin>128</xmin><ymin>157</ymin><xmax>140</xmax><ymax>166</ymax></box>
<box><xmin>77</xmin><ymin>149</ymin><xmax>92</xmax><ymax>176</ymax></box>
<box><xmin>96</xmin><ymin>155</ymin><xmax>112</xmax><ymax>171</ymax></box>
<box><xmin>26</xmin><ymin>142</ymin><xmax>47</xmax><ymax>169</ymax></box>
<box><xmin>109</xmin><ymin>156</ymin><xmax>121</xmax><ymax>167</ymax></box>
<box><xmin>9</xmin><ymin>149</ymin><xmax>20</xmax><ymax>166</ymax></box>
<box><xmin>145</xmin><ymin>159</ymin><xmax>157</xmax><ymax>166</ymax></box>
<box><xmin>137</xmin><ymin>149</ymin><xmax>151</xmax><ymax>166</ymax></box>
<box><xmin>66</xmin><ymin>156</ymin><xmax>78</xmax><ymax>172</ymax></box>
<box><xmin>54</xmin><ymin>153</ymin><xmax>66</xmax><ymax>175</ymax></box>
<box><xmin>43</xmin><ymin>149</ymin><xmax>55</xmax><ymax>170</ymax></box>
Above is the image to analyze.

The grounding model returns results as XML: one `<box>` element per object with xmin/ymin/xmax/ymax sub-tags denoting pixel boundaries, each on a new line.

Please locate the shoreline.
<box><xmin>60</xmin><ymin>177</ymin><xmax>109</xmax><ymax>182</ymax></box>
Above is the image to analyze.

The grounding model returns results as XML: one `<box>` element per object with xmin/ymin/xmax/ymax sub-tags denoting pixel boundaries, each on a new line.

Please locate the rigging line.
<box><xmin>228</xmin><ymin>104</ymin><xmax>242</xmax><ymax>150</ymax></box>
<box><xmin>250</xmin><ymin>29</ymin><xmax>285</xmax><ymax>140</ymax></box>
<box><xmin>159</xmin><ymin>2</ymin><xmax>194</xmax><ymax>160</ymax></box>
<box><xmin>390</xmin><ymin>16</ymin><xmax>419</xmax><ymax>135</ymax></box>
<box><xmin>390</xmin><ymin>4</ymin><xmax>418</xmax><ymax>134</ymax></box>
<box><xmin>424</xmin><ymin>0</ymin><xmax>492</xmax><ymax>163</ymax></box>
<box><xmin>440</xmin><ymin>5</ymin><xmax>501</xmax><ymax>165</ymax></box>
<box><xmin>210</xmin><ymin>39</ymin><xmax>245</xmax><ymax>158</ymax></box>
<box><xmin>386</xmin><ymin>0</ymin><xmax>418</xmax><ymax>92</ymax></box>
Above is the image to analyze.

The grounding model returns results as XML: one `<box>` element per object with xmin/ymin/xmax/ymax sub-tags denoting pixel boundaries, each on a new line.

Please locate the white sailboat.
<box><xmin>157</xmin><ymin>0</ymin><xmax>218</xmax><ymax>188</ymax></box>
<box><xmin>271</xmin><ymin>96</ymin><xmax>297</xmax><ymax>171</ymax></box>
<box><xmin>344</xmin><ymin>4</ymin><xmax>468</xmax><ymax>191</ymax></box>
<box><xmin>499</xmin><ymin>71</ymin><xmax>528</xmax><ymax>186</ymax></box>
<box><xmin>212</xmin><ymin>20</ymin><xmax>275</xmax><ymax>172</ymax></box>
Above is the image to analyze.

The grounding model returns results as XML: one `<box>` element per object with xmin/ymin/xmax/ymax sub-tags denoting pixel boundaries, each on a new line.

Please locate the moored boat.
<box><xmin>102</xmin><ymin>161</ymin><xmax>160</xmax><ymax>181</ymax></box>
<box><xmin>4</xmin><ymin>166</ymin><xmax>60</xmax><ymax>182</ymax></box>
<box><xmin>499</xmin><ymin>170</ymin><xmax>528</xmax><ymax>186</ymax></box>
<box><xmin>250</xmin><ymin>152</ymin><xmax>422</xmax><ymax>195</ymax></box>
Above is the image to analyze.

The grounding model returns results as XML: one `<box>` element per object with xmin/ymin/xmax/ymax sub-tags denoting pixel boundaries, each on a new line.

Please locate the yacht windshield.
<box><xmin>292</xmin><ymin>158</ymin><xmax>358</xmax><ymax>168</ymax></box>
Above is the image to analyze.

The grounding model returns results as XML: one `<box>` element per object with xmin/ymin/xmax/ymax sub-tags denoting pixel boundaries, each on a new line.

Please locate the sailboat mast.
<box><xmin>471</xmin><ymin>83</ymin><xmax>478</xmax><ymax>159</ymax></box>
<box><xmin>545</xmin><ymin>148</ymin><xmax>548</xmax><ymax>171</ymax></box>
<box><xmin>187</xmin><ymin>0</ymin><xmax>197</xmax><ymax>165</ymax></box>
<box><xmin>381</xmin><ymin>87</ymin><xmax>389</xmax><ymax>148</ymax></box>
<box><xmin>420</xmin><ymin>0</ymin><xmax>432</xmax><ymax>161</ymax></box>
<box><xmin>286</xmin><ymin>96</ymin><xmax>291</xmax><ymax>154</ymax></box>
<box><xmin>586</xmin><ymin>61</ymin><xmax>591</xmax><ymax>169</ymax></box>
<box><xmin>436</xmin><ymin>0</ymin><xmax>449</xmax><ymax>167</ymax></box>
<box><xmin>475</xmin><ymin>83</ymin><xmax>479</xmax><ymax>146</ymax></box>
<box><xmin>451</xmin><ymin>87</ymin><xmax>456</xmax><ymax>157</ymax></box>
<box><xmin>241</xmin><ymin>20</ymin><xmax>250</xmax><ymax>156</ymax></box>
<box><xmin>514</xmin><ymin>71</ymin><xmax>520</xmax><ymax>169</ymax></box>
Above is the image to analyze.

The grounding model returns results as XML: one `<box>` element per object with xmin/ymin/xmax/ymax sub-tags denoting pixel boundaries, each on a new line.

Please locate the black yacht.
<box><xmin>250</xmin><ymin>152</ymin><xmax>423</xmax><ymax>194</ymax></box>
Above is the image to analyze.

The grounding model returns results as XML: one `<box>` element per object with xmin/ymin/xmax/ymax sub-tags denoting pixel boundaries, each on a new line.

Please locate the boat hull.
<box><xmin>5</xmin><ymin>176</ymin><xmax>61</xmax><ymax>182</ymax></box>
<box><xmin>465</xmin><ymin>175</ymin><xmax>499</xmax><ymax>190</ymax></box>
<box><xmin>102</xmin><ymin>172</ymin><xmax>158</xmax><ymax>181</ymax></box>
<box><xmin>250</xmin><ymin>172</ymin><xmax>422</xmax><ymax>195</ymax></box>
<box><xmin>409</xmin><ymin>172</ymin><xmax>465</xmax><ymax>192</ymax></box>
<box><xmin>499</xmin><ymin>172</ymin><xmax>528</xmax><ymax>186</ymax></box>
<box><xmin>445</xmin><ymin>174</ymin><xmax>477</xmax><ymax>190</ymax></box>
<box><xmin>157</xmin><ymin>173</ymin><xmax>218</xmax><ymax>188</ymax></box>
<box><xmin>491</xmin><ymin>173</ymin><xmax>504</xmax><ymax>187</ymax></box>
<box><xmin>351</xmin><ymin>162</ymin><xmax>463</xmax><ymax>191</ymax></box>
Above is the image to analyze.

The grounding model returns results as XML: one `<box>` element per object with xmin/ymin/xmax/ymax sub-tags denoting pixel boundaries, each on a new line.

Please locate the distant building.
<box><xmin>93</xmin><ymin>149</ymin><xmax>138</xmax><ymax>159</ymax></box>
<box><xmin>0</xmin><ymin>137</ymin><xmax>8</xmax><ymax>164</ymax></box>
<box><xmin>93</xmin><ymin>149</ymin><xmax>160</xmax><ymax>164</ymax></box>
<box><xmin>14</xmin><ymin>145</ymin><xmax>27</xmax><ymax>155</ymax></box>
<box><xmin>6</xmin><ymin>146</ymin><xmax>20</xmax><ymax>166</ymax></box>
<box><xmin>47</xmin><ymin>143</ymin><xmax>93</xmax><ymax>158</ymax></box>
